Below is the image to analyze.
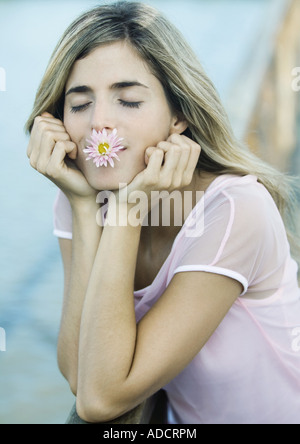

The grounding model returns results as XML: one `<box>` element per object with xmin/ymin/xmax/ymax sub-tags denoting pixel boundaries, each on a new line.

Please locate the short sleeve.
<box><xmin>53</xmin><ymin>190</ymin><xmax>72</xmax><ymax>239</ymax></box>
<box><xmin>172</xmin><ymin>183</ymin><xmax>288</xmax><ymax>296</ymax></box>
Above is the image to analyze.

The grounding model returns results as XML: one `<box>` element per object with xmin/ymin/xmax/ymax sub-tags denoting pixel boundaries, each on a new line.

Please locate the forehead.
<box><xmin>66</xmin><ymin>41</ymin><xmax>154</xmax><ymax>89</ymax></box>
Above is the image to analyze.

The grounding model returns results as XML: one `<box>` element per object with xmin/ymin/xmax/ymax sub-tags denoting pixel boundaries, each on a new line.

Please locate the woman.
<box><xmin>26</xmin><ymin>2</ymin><xmax>300</xmax><ymax>424</ymax></box>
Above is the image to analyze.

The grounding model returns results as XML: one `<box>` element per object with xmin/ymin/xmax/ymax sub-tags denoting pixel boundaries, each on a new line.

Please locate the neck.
<box><xmin>141</xmin><ymin>170</ymin><xmax>217</xmax><ymax>242</ymax></box>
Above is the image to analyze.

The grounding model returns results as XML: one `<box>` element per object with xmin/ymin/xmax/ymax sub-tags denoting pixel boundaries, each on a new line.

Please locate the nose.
<box><xmin>91</xmin><ymin>101</ymin><xmax>115</xmax><ymax>133</ymax></box>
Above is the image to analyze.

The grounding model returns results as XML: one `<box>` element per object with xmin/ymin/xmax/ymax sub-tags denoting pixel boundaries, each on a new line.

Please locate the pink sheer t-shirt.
<box><xmin>53</xmin><ymin>174</ymin><xmax>300</xmax><ymax>424</ymax></box>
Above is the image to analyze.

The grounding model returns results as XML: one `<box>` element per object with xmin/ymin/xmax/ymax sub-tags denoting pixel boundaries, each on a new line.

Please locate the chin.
<box><xmin>77</xmin><ymin>153</ymin><xmax>145</xmax><ymax>191</ymax></box>
<box><xmin>84</xmin><ymin>165</ymin><xmax>137</xmax><ymax>192</ymax></box>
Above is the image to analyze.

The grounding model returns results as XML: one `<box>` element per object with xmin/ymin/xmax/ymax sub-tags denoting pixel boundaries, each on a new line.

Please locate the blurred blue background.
<box><xmin>0</xmin><ymin>0</ymin><xmax>299</xmax><ymax>423</ymax></box>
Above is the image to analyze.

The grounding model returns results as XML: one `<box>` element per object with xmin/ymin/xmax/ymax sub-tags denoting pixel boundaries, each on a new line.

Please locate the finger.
<box><xmin>27</xmin><ymin>115</ymin><xmax>67</xmax><ymax>158</ymax></box>
<box><xmin>167</xmin><ymin>133</ymin><xmax>196</xmax><ymax>147</ymax></box>
<box><xmin>29</xmin><ymin>117</ymin><xmax>70</xmax><ymax>171</ymax></box>
<box><xmin>160</xmin><ymin>144</ymin><xmax>181</xmax><ymax>178</ymax></box>
<box><xmin>182</xmin><ymin>144</ymin><xmax>201</xmax><ymax>185</ymax></box>
<box><xmin>145</xmin><ymin>146</ymin><xmax>163</xmax><ymax>165</ymax></box>
<box><xmin>144</xmin><ymin>148</ymin><xmax>165</xmax><ymax>184</ymax></box>
<box><xmin>67</xmin><ymin>144</ymin><xmax>77</xmax><ymax>160</ymax></box>
<box><xmin>171</xmin><ymin>144</ymin><xmax>191</xmax><ymax>187</ymax></box>
<box><xmin>157</xmin><ymin>138</ymin><xmax>190</xmax><ymax>187</ymax></box>
<box><xmin>34</xmin><ymin>114</ymin><xmax>65</xmax><ymax>132</ymax></box>
<box><xmin>41</xmin><ymin>112</ymin><xmax>65</xmax><ymax>126</ymax></box>
<box><xmin>156</xmin><ymin>141</ymin><xmax>171</xmax><ymax>152</ymax></box>
<box><xmin>165</xmin><ymin>135</ymin><xmax>200</xmax><ymax>187</ymax></box>
<box><xmin>45</xmin><ymin>140</ymin><xmax>77</xmax><ymax>178</ymax></box>
<box><xmin>145</xmin><ymin>147</ymin><xmax>153</xmax><ymax>165</ymax></box>
<box><xmin>33</xmin><ymin>130</ymin><xmax>70</xmax><ymax>172</ymax></box>
<box><xmin>39</xmin><ymin>117</ymin><xmax>65</xmax><ymax>128</ymax></box>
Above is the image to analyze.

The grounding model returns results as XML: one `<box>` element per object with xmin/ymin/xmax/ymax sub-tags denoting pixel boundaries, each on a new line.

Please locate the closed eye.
<box><xmin>70</xmin><ymin>102</ymin><xmax>92</xmax><ymax>113</ymax></box>
<box><xmin>70</xmin><ymin>100</ymin><xmax>142</xmax><ymax>113</ymax></box>
<box><xmin>119</xmin><ymin>100</ymin><xmax>142</xmax><ymax>109</ymax></box>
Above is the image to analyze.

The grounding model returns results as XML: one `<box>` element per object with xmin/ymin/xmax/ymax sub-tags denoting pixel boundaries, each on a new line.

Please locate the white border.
<box><xmin>173</xmin><ymin>265</ymin><xmax>248</xmax><ymax>296</ymax></box>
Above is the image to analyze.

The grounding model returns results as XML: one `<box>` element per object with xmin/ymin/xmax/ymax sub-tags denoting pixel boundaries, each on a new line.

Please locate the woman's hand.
<box><xmin>112</xmin><ymin>134</ymin><xmax>201</xmax><ymax>219</ymax></box>
<box><xmin>144</xmin><ymin>133</ymin><xmax>201</xmax><ymax>190</ymax></box>
<box><xmin>27</xmin><ymin>112</ymin><xmax>97</xmax><ymax>204</ymax></box>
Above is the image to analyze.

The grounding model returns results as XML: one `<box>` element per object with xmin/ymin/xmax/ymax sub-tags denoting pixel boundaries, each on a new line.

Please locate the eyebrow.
<box><xmin>110</xmin><ymin>81</ymin><xmax>149</xmax><ymax>90</ymax></box>
<box><xmin>65</xmin><ymin>81</ymin><xmax>148</xmax><ymax>96</ymax></box>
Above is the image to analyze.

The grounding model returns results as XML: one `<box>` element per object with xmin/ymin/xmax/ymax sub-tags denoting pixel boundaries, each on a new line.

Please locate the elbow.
<box><xmin>76</xmin><ymin>394</ymin><xmax>119</xmax><ymax>423</ymax></box>
<box><xmin>60</xmin><ymin>369</ymin><xmax>78</xmax><ymax>396</ymax></box>
<box><xmin>68</xmin><ymin>377</ymin><xmax>78</xmax><ymax>397</ymax></box>
<box><xmin>57</xmin><ymin>361</ymin><xmax>78</xmax><ymax>396</ymax></box>
<box><xmin>57</xmin><ymin>351</ymin><xmax>78</xmax><ymax>396</ymax></box>
<box><xmin>76</xmin><ymin>384</ymin><xmax>136</xmax><ymax>423</ymax></box>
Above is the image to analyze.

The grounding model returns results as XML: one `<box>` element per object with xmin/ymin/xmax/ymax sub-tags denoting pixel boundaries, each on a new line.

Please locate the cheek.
<box><xmin>63</xmin><ymin>115</ymin><xmax>88</xmax><ymax>165</ymax></box>
<box><xmin>141</xmin><ymin>113</ymin><xmax>172</xmax><ymax>145</ymax></box>
<box><xmin>150</xmin><ymin>102</ymin><xmax>173</xmax><ymax>134</ymax></box>
<box><xmin>64</xmin><ymin>115</ymin><xmax>79</xmax><ymax>141</ymax></box>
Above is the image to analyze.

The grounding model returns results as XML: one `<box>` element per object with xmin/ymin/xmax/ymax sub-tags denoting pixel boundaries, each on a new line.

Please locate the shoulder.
<box><xmin>206</xmin><ymin>175</ymin><xmax>289</xmax><ymax>265</ymax></box>
<box><xmin>182</xmin><ymin>174</ymin><xmax>288</xmax><ymax>260</ymax></box>
<box><xmin>204</xmin><ymin>174</ymin><xmax>282</xmax><ymax>229</ymax></box>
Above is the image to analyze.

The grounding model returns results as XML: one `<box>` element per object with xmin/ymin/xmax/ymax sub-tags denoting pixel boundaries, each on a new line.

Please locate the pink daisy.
<box><xmin>83</xmin><ymin>128</ymin><xmax>124</xmax><ymax>168</ymax></box>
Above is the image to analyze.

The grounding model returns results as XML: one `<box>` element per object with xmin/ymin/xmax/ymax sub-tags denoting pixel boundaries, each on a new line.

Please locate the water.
<box><xmin>0</xmin><ymin>0</ymin><xmax>276</xmax><ymax>424</ymax></box>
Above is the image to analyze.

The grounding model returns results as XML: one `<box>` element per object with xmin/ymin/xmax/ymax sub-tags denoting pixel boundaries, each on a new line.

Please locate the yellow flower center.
<box><xmin>98</xmin><ymin>142</ymin><xmax>109</xmax><ymax>155</ymax></box>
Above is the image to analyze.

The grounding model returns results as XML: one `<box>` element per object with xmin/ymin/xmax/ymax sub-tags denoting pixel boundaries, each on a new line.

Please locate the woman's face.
<box><xmin>63</xmin><ymin>41</ymin><xmax>185</xmax><ymax>191</ymax></box>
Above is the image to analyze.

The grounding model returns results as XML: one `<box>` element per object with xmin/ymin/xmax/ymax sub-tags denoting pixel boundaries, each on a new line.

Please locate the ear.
<box><xmin>169</xmin><ymin>114</ymin><xmax>189</xmax><ymax>135</ymax></box>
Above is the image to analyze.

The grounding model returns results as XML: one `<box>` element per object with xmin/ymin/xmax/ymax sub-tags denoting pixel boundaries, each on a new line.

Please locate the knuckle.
<box><xmin>192</xmin><ymin>142</ymin><xmax>201</xmax><ymax>152</ymax></box>
<box><xmin>161</xmin><ymin>176</ymin><xmax>172</xmax><ymax>189</ymax></box>
<box><xmin>39</xmin><ymin>120</ymin><xmax>49</xmax><ymax>132</ymax></box>
<box><xmin>33</xmin><ymin>115</ymin><xmax>43</xmax><ymax>126</ymax></box>
<box><xmin>155</xmin><ymin>147</ymin><xmax>164</xmax><ymax>157</ymax></box>
<box><xmin>168</xmin><ymin>133</ymin><xmax>179</xmax><ymax>143</ymax></box>
<box><xmin>42</xmin><ymin>129</ymin><xmax>53</xmax><ymax>143</ymax></box>
<box><xmin>182</xmin><ymin>172</ymin><xmax>193</xmax><ymax>186</ymax></box>
<box><xmin>172</xmin><ymin>145</ymin><xmax>181</xmax><ymax>155</ymax></box>
<box><xmin>29</xmin><ymin>158</ymin><xmax>37</xmax><ymax>169</ymax></box>
<box><xmin>36</xmin><ymin>162</ymin><xmax>45</xmax><ymax>174</ymax></box>
<box><xmin>26</xmin><ymin>145</ymin><xmax>31</xmax><ymax>159</ymax></box>
<box><xmin>55</xmin><ymin>140</ymin><xmax>65</xmax><ymax>150</ymax></box>
<box><xmin>172</xmin><ymin>177</ymin><xmax>182</xmax><ymax>189</ymax></box>
<box><xmin>156</xmin><ymin>141</ymin><xmax>168</xmax><ymax>151</ymax></box>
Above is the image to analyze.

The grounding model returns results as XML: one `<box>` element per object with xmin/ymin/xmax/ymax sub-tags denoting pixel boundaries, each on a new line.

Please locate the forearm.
<box><xmin>57</xmin><ymin>199</ymin><xmax>102</xmax><ymax>391</ymax></box>
<box><xmin>76</xmin><ymin>203</ymin><xmax>142</xmax><ymax>416</ymax></box>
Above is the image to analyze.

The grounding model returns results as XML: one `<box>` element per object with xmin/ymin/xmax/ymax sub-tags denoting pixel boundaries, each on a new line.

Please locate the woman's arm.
<box><xmin>57</xmin><ymin>200</ymin><xmax>102</xmax><ymax>393</ymax></box>
<box><xmin>75</xmin><ymin>136</ymin><xmax>242</xmax><ymax>422</ymax></box>
<box><xmin>76</xmin><ymin>204</ymin><xmax>242</xmax><ymax>423</ymax></box>
<box><xmin>27</xmin><ymin>112</ymin><xmax>102</xmax><ymax>392</ymax></box>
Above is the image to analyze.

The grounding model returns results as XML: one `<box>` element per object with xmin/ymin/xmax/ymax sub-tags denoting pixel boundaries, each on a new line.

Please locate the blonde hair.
<box><xmin>25</xmin><ymin>1</ymin><xmax>299</xmax><ymax>261</ymax></box>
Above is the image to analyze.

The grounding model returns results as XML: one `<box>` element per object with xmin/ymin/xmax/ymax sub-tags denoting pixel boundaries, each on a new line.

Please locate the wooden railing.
<box><xmin>231</xmin><ymin>0</ymin><xmax>300</xmax><ymax>171</ymax></box>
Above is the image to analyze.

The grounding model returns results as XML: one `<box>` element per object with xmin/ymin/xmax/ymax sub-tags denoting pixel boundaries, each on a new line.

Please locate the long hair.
<box><xmin>25</xmin><ymin>1</ymin><xmax>299</xmax><ymax>261</ymax></box>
